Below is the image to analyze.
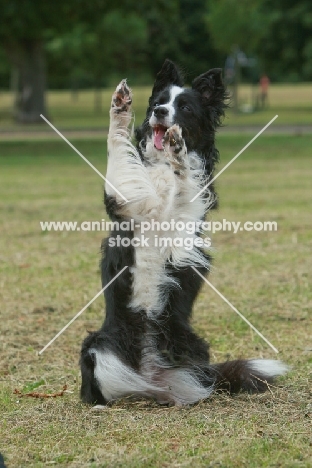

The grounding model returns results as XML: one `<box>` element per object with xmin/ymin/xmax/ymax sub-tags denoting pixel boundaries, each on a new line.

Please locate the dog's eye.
<box><xmin>154</xmin><ymin>102</ymin><xmax>160</xmax><ymax>107</ymax></box>
<box><xmin>181</xmin><ymin>105</ymin><xmax>191</xmax><ymax>112</ymax></box>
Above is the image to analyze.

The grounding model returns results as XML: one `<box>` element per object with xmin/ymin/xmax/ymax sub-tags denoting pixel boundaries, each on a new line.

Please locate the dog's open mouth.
<box><xmin>153</xmin><ymin>125</ymin><xmax>168</xmax><ymax>150</ymax></box>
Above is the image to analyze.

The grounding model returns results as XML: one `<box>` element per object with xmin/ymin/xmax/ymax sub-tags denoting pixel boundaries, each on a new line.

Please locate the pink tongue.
<box><xmin>154</xmin><ymin>127</ymin><xmax>166</xmax><ymax>150</ymax></box>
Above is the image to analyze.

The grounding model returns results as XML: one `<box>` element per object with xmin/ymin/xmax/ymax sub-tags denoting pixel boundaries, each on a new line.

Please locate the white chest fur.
<box><xmin>129</xmin><ymin>159</ymin><xmax>210</xmax><ymax>316</ymax></box>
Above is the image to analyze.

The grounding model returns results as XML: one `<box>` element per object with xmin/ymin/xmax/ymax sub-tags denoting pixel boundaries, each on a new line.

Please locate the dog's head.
<box><xmin>135</xmin><ymin>59</ymin><xmax>227</xmax><ymax>170</ymax></box>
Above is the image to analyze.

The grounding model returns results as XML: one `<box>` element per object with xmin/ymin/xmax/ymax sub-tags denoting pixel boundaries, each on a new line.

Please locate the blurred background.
<box><xmin>1</xmin><ymin>4</ymin><xmax>312</xmax><ymax>464</ymax></box>
<box><xmin>0</xmin><ymin>0</ymin><xmax>311</xmax><ymax>131</ymax></box>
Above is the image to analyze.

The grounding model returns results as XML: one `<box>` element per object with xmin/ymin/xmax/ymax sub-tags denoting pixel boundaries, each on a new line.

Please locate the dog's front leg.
<box><xmin>163</xmin><ymin>124</ymin><xmax>189</xmax><ymax>178</ymax></box>
<box><xmin>105</xmin><ymin>81</ymin><xmax>159</xmax><ymax>220</ymax></box>
<box><xmin>161</xmin><ymin>124</ymin><xmax>213</xmax><ymax>224</ymax></box>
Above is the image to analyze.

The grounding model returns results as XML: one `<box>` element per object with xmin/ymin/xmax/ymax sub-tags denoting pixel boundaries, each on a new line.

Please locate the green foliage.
<box><xmin>260</xmin><ymin>0</ymin><xmax>312</xmax><ymax>81</ymax></box>
<box><xmin>22</xmin><ymin>379</ymin><xmax>45</xmax><ymax>393</ymax></box>
<box><xmin>207</xmin><ymin>0</ymin><xmax>312</xmax><ymax>81</ymax></box>
<box><xmin>208</xmin><ymin>0</ymin><xmax>266</xmax><ymax>54</ymax></box>
<box><xmin>179</xmin><ymin>0</ymin><xmax>222</xmax><ymax>79</ymax></box>
<box><xmin>0</xmin><ymin>0</ymin><xmax>311</xmax><ymax>96</ymax></box>
<box><xmin>46</xmin><ymin>10</ymin><xmax>148</xmax><ymax>88</ymax></box>
<box><xmin>91</xmin><ymin>9</ymin><xmax>148</xmax><ymax>75</ymax></box>
<box><xmin>0</xmin><ymin>1</ymin><xmax>80</xmax><ymax>40</ymax></box>
<box><xmin>140</xmin><ymin>0</ymin><xmax>182</xmax><ymax>75</ymax></box>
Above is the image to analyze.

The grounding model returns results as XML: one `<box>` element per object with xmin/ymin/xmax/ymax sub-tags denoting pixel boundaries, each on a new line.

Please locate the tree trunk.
<box><xmin>6</xmin><ymin>39</ymin><xmax>47</xmax><ymax>123</ymax></box>
<box><xmin>10</xmin><ymin>65</ymin><xmax>19</xmax><ymax>116</ymax></box>
<box><xmin>233</xmin><ymin>50</ymin><xmax>240</xmax><ymax>114</ymax></box>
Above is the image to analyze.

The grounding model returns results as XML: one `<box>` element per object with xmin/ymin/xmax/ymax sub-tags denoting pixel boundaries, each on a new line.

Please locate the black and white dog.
<box><xmin>80</xmin><ymin>60</ymin><xmax>287</xmax><ymax>406</ymax></box>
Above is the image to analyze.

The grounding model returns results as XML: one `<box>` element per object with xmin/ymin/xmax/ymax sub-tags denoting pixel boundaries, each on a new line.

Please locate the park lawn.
<box><xmin>0</xmin><ymin>134</ymin><xmax>311</xmax><ymax>467</ymax></box>
<box><xmin>0</xmin><ymin>83</ymin><xmax>312</xmax><ymax>132</ymax></box>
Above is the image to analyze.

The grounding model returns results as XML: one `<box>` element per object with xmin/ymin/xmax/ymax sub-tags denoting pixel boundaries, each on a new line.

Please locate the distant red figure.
<box><xmin>259</xmin><ymin>74</ymin><xmax>270</xmax><ymax>108</ymax></box>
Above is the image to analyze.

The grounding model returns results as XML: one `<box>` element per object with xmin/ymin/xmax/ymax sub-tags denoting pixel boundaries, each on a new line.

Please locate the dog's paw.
<box><xmin>111</xmin><ymin>79</ymin><xmax>132</xmax><ymax>113</ymax></box>
<box><xmin>163</xmin><ymin>125</ymin><xmax>188</xmax><ymax>176</ymax></box>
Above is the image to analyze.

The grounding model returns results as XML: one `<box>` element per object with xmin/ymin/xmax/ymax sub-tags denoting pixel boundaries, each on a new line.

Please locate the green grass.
<box><xmin>0</xmin><ymin>83</ymin><xmax>312</xmax><ymax>133</ymax></box>
<box><xmin>0</xmin><ymin>135</ymin><xmax>311</xmax><ymax>467</ymax></box>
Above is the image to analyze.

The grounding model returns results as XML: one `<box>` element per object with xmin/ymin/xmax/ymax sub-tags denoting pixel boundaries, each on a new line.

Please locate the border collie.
<box><xmin>80</xmin><ymin>60</ymin><xmax>287</xmax><ymax>406</ymax></box>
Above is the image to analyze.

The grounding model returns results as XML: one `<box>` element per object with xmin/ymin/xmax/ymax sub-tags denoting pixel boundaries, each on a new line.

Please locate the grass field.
<box><xmin>0</xmin><ymin>133</ymin><xmax>312</xmax><ymax>467</ymax></box>
<box><xmin>0</xmin><ymin>83</ymin><xmax>312</xmax><ymax>133</ymax></box>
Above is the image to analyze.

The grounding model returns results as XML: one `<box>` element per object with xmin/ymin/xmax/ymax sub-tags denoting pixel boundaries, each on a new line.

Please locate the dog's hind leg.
<box><xmin>81</xmin><ymin>347</ymin><xmax>162</xmax><ymax>404</ymax></box>
<box><xmin>80</xmin><ymin>335</ymin><xmax>107</xmax><ymax>405</ymax></box>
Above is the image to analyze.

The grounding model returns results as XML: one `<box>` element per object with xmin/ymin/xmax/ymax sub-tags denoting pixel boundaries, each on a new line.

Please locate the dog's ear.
<box><xmin>151</xmin><ymin>59</ymin><xmax>184</xmax><ymax>96</ymax></box>
<box><xmin>192</xmin><ymin>68</ymin><xmax>227</xmax><ymax>127</ymax></box>
<box><xmin>192</xmin><ymin>68</ymin><xmax>224</xmax><ymax>100</ymax></box>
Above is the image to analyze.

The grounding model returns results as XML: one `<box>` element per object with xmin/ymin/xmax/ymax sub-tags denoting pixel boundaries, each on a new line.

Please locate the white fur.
<box><xmin>149</xmin><ymin>85</ymin><xmax>183</xmax><ymax>129</ymax></box>
<box><xmin>128</xmin><ymin>151</ymin><xmax>213</xmax><ymax>315</ymax></box>
<box><xmin>158</xmin><ymin>368</ymin><xmax>214</xmax><ymax>405</ymax></box>
<box><xmin>97</xmin><ymin>81</ymin><xmax>289</xmax><ymax>407</ymax></box>
<box><xmin>92</xmin><ymin>349</ymin><xmax>213</xmax><ymax>405</ymax></box>
<box><xmin>129</xmin><ymin>240</ymin><xmax>175</xmax><ymax>315</ymax></box>
<box><xmin>248</xmin><ymin>359</ymin><xmax>289</xmax><ymax>377</ymax></box>
<box><xmin>107</xmin><ymin>85</ymin><xmax>214</xmax><ymax>316</ymax></box>
<box><xmin>106</xmin><ymin>123</ymin><xmax>159</xmax><ymax>212</ymax></box>
<box><xmin>93</xmin><ymin>350</ymin><xmax>161</xmax><ymax>401</ymax></box>
<box><xmin>103</xmin><ymin>82</ymin><xmax>224</xmax><ymax>404</ymax></box>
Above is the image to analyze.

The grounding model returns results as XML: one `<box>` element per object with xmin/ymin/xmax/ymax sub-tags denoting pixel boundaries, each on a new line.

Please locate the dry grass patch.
<box><xmin>0</xmin><ymin>135</ymin><xmax>311</xmax><ymax>467</ymax></box>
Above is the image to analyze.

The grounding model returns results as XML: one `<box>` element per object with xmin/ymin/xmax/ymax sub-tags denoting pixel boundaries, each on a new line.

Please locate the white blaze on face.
<box><xmin>150</xmin><ymin>85</ymin><xmax>184</xmax><ymax>151</ymax></box>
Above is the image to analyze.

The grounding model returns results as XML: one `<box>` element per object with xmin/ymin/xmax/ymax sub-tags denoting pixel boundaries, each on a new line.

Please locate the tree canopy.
<box><xmin>208</xmin><ymin>0</ymin><xmax>312</xmax><ymax>81</ymax></box>
<box><xmin>0</xmin><ymin>0</ymin><xmax>311</xmax><ymax>121</ymax></box>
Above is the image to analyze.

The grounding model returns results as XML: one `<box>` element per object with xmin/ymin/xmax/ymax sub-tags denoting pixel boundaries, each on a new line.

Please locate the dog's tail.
<box><xmin>207</xmin><ymin>359</ymin><xmax>288</xmax><ymax>394</ymax></box>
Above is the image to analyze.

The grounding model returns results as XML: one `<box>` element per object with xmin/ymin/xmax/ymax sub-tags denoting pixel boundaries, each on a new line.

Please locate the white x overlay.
<box><xmin>39</xmin><ymin>112</ymin><xmax>279</xmax><ymax>354</ymax></box>
<box><xmin>191</xmin><ymin>267</ymin><xmax>278</xmax><ymax>353</ymax></box>
<box><xmin>38</xmin><ymin>266</ymin><xmax>128</xmax><ymax>354</ymax></box>
<box><xmin>190</xmin><ymin>115</ymin><xmax>278</xmax><ymax>203</ymax></box>
<box><xmin>40</xmin><ymin>114</ymin><xmax>128</xmax><ymax>202</ymax></box>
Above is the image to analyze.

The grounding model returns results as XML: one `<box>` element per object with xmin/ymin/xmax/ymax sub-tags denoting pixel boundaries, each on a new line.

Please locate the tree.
<box><xmin>0</xmin><ymin>1</ymin><xmax>77</xmax><ymax>121</ymax></box>
<box><xmin>207</xmin><ymin>0</ymin><xmax>312</xmax><ymax>83</ymax></box>
<box><xmin>0</xmin><ymin>0</ymin><xmax>180</xmax><ymax>121</ymax></box>
<box><xmin>90</xmin><ymin>9</ymin><xmax>148</xmax><ymax>112</ymax></box>
<box><xmin>260</xmin><ymin>0</ymin><xmax>312</xmax><ymax>81</ymax></box>
<box><xmin>178</xmin><ymin>0</ymin><xmax>222</xmax><ymax>81</ymax></box>
<box><xmin>207</xmin><ymin>0</ymin><xmax>265</xmax><ymax>56</ymax></box>
<box><xmin>0</xmin><ymin>0</ymin><xmax>121</xmax><ymax>122</ymax></box>
<box><xmin>207</xmin><ymin>0</ymin><xmax>266</xmax><ymax>111</ymax></box>
<box><xmin>46</xmin><ymin>10</ymin><xmax>148</xmax><ymax>111</ymax></box>
<box><xmin>138</xmin><ymin>0</ymin><xmax>182</xmax><ymax>76</ymax></box>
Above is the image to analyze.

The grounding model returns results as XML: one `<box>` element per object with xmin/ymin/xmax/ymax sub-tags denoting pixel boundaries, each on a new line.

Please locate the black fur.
<box><xmin>136</xmin><ymin>61</ymin><xmax>227</xmax><ymax>171</ymax></box>
<box><xmin>135</xmin><ymin>60</ymin><xmax>227</xmax><ymax>207</ymax></box>
<box><xmin>80</xmin><ymin>60</ymin><xmax>285</xmax><ymax>405</ymax></box>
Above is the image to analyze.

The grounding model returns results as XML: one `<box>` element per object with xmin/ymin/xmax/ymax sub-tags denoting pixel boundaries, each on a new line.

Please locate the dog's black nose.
<box><xmin>154</xmin><ymin>106</ymin><xmax>169</xmax><ymax>118</ymax></box>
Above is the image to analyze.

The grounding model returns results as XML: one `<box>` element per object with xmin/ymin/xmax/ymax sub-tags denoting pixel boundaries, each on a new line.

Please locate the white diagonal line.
<box><xmin>191</xmin><ymin>266</ymin><xmax>279</xmax><ymax>353</ymax></box>
<box><xmin>190</xmin><ymin>115</ymin><xmax>278</xmax><ymax>203</ymax></box>
<box><xmin>40</xmin><ymin>114</ymin><xmax>129</xmax><ymax>203</ymax></box>
<box><xmin>38</xmin><ymin>266</ymin><xmax>128</xmax><ymax>355</ymax></box>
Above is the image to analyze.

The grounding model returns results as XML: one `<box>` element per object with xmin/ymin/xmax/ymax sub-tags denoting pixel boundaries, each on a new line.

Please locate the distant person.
<box><xmin>259</xmin><ymin>74</ymin><xmax>270</xmax><ymax>108</ymax></box>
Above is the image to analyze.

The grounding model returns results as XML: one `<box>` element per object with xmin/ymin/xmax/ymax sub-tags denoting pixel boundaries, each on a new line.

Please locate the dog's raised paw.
<box><xmin>163</xmin><ymin>124</ymin><xmax>184</xmax><ymax>153</ymax></box>
<box><xmin>111</xmin><ymin>79</ymin><xmax>132</xmax><ymax>113</ymax></box>
<box><xmin>163</xmin><ymin>125</ymin><xmax>188</xmax><ymax>175</ymax></box>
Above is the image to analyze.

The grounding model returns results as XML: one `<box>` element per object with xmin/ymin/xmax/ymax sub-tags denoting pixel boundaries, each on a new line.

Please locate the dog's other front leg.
<box><xmin>162</xmin><ymin>124</ymin><xmax>212</xmax><ymax>222</ymax></box>
<box><xmin>163</xmin><ymin>125</ymin><xmax>188</xmax><ymax>178</ymax></box>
